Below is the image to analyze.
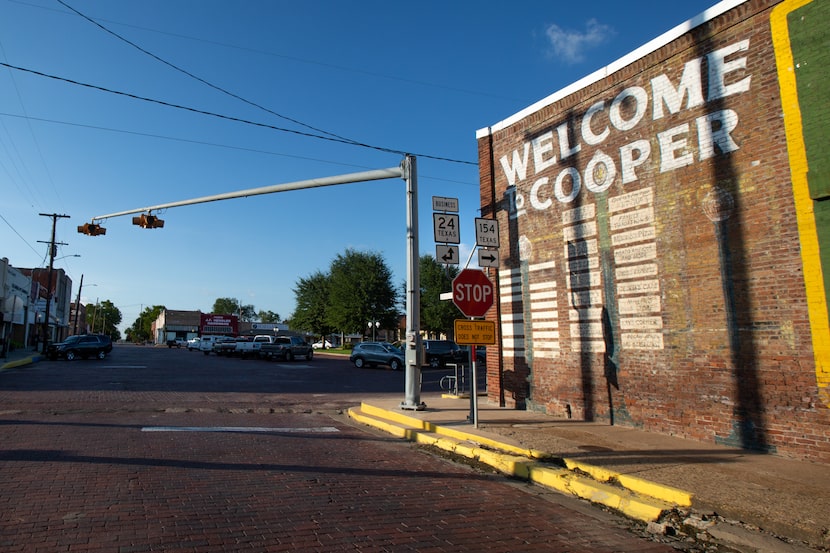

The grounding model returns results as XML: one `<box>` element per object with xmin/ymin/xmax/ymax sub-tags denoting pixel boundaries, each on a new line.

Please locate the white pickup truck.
<box><xmin>198</xmin><ymin>335</ymin><xmax>230</xmax><ymax>355</ymax></box>
<box><xmin>214</xmin><ymin>335</ymin><xmax>284</xmax><ymax>359</ymax></box>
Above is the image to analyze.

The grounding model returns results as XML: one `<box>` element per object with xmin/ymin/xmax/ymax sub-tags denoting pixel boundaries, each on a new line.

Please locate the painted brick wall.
<box><xmin>477</xmin><ymin>0</ymin><xmax>830</xmax><ymax>462</ymax></box>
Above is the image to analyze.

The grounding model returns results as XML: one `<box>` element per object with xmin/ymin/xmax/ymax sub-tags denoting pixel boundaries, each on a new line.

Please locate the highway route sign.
<box><xmin>475</xmin><ymin>217</ymin><xmax>500</xmax><ymax>248</ymax></box>
<box><xmin>433</xmin><ymin>213</ymin><xmax>460</xmax><ymax>244</ymax></box>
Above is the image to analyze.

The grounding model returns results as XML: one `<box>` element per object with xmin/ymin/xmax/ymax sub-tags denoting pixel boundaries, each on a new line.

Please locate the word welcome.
<box><xmin>501</xmin><ymin>40</ymin><xmax>751</xmax><ymax>215</ymax></box>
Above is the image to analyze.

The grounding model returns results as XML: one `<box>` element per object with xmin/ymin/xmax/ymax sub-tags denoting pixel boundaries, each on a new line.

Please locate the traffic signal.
<box><xmin>77</xmin><ymin>223</ymin><xmax>107</xmax><ymax>236</ymax></box>
<box><xmin>132</xmin><ymin>214</ymin><xmax>165</xmax><ymax>229</ymax></box>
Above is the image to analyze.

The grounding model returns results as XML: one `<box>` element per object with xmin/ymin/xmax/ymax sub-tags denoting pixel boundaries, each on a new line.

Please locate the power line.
<box><xmin>0</xmin><ymin>110</ymin><xmax>478</xmax><ymax>187</ymax></box>
<box><xmin>0</xmin><ymin>60</ymin><xmax>476</xmax><ymax>166</ymax></box>
<box><xmin>18</xmin><ymin>0</ymin><xmax>525</xmax><ymax>103</ymax></box>
<box><xmin>57</xmin><ymin>0</ymin><xmax>362</xmax><ymax>148</ymax></box>
<box><xmin>0</xmin><ymin>37</ymin><xmax>60</xmax><ymax>208</ymax></box>
<box><xmin>0</xmin><ymin>210</ymin><xmax>41</xmax><ymax>257</ymax></box>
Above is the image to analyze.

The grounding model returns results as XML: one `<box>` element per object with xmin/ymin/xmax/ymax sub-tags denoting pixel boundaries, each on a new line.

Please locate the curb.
<box><xmin>348</xmin><ymin>401</ymin><xmax>693</xmax><ymax>524</ymax></box>
<box><xmin>0</xmin><ymin>354</ymin><xmax>41</xmax><ymax>371</ymax></box>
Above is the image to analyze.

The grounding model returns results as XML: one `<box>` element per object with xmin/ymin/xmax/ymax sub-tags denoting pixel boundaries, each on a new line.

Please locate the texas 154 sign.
<box><xmin>452</xmin><ymin>268</ymin><xmax>494</xmax><ymax>318</ymax></box>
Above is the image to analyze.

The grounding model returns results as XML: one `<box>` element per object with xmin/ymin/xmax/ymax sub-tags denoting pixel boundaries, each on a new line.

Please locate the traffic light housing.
<box><xmin>77</xmin><ymin>223</ymin><xmax>107</xmax><ymax>236</ymax></box>
<box><xmin>132</xmin><ymin>214</ymin><xmax>165</xmax><ymax>229</ymax></box>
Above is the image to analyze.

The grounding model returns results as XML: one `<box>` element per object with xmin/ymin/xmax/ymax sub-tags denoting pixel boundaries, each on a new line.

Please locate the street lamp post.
<box><xmin>368</xmin><ymin>321</ymin><xmax>379</xmax><ymax>341</ymax></box>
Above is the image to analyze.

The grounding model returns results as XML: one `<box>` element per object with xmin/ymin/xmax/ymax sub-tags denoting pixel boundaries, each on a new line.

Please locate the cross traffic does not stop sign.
<box><xmin>452</xmin><ymin>269</ymin><xmax>494</xmax><ymax>318</ymax></box>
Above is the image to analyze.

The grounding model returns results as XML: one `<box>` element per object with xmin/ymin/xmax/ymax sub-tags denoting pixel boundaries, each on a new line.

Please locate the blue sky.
<box><xmin>1</xmin><ymin>0</ymin><xmax>719</xmax><ymax>334</ymax></box>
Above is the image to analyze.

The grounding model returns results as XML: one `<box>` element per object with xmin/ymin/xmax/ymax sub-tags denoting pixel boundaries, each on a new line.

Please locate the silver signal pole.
<box><xmin>402</xmin><ymin>155</ymin><xmax>424</xmax><ymax>410</ymax></box>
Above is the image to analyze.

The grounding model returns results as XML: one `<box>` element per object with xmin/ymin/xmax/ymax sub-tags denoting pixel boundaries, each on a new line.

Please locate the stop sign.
<box><xmin>452</xmin><ymin>269</ymin><xmax>494</xmax><ymax>318</ymax></box>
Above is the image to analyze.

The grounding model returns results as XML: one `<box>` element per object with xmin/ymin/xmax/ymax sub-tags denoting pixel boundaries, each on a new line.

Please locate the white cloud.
<box><xmin>544</xmin><ymin>18</ymin><xmax>614</xmax><ymax>64</ymax></box>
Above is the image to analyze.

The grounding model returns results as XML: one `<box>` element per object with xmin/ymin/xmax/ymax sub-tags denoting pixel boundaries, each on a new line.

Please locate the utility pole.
<box><xmin>38</xmin><ymin>213</ymin><xmax>70</xmax><ymax>353</ymax></box>
<box><xmin>73</xmin><ymin>274</ymin><xmax>83</xmax><ymax>335</ymax></box>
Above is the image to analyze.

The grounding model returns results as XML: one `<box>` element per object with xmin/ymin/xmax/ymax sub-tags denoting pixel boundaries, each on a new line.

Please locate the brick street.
<box><xmin>0</xmin><ymin>347</ymin><xmax>677</xmax><ymax>552</ymax></box>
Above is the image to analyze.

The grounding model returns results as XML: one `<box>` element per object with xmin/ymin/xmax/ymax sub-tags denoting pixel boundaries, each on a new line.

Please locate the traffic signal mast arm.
<box><xmin>77</xmin><ymin>167</ymin><xmax>403</xmax><ymax>236</ymax></box>
<box><xmin>87</xmin><ymin>167</ymin><xmax>403</xmax><ymax>225</ymax></box>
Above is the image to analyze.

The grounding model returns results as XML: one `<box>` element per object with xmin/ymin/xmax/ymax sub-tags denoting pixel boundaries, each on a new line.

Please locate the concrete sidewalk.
<box><xmin>349</xmin><ymin>394</ymin><xmax>829</xmax><ymax>552</ymax></box>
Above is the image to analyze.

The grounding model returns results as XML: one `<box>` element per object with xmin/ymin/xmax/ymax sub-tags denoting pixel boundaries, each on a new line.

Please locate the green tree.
<box><xmin>327</xmin><ymin>249</ymin><xmax>398</xmax><ymax>337</ymax></box>
<box><xmin>419</xmin><ymin>255</ymin><xmax>462</xmax><ymax>337</ymax></box>
<box><xmin>86</xmin><ymin>299</ymin><xmax>122</xmax><ymax>341</ymax></box>
<box><xmin>291</xmin><ymin>270</ymin><xmax>334</xmax><ymax>341</ymax></box>
<box><xmin>257</xmin><ymin>310</ymin><xmax>281</xmax><ymax>323</ymax></box>
<box><xmin>212</xmin><ymin>297</ymin><xmax>256</xmax><ymax>321</ymax></box>
<box><xmin>125</xmin><ymin>305</ymin><xmax>165</xmax><ymax>343</ymax></box>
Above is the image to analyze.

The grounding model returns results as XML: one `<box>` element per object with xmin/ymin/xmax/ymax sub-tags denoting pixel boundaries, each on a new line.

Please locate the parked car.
<box><xmin>187</xmin><ymin>337</ymin><xmax>201</xmax><ymax>351</ymax></box>
<box><xmin>166</xmin><ymin>338</ymin><xmax>187</xmax><ymax>348</ymax></box>
<box><xmin>312</xmin><ymin>340</ymin><xmax>333</xmax><ymax>349</ymax></box>
<box><xmin>259</xmin><ymin>335</ymin><xmax>314</xmax><ymax>361</ymax></box>
<box><xmin>422</xmin><ymin>340</ymin><xmax>466</xmax><ymax>368</ymax></box>
<box><xmin>47</xmin><ymin>334</ymin><xmax>113</xmax><ymax>361</ymax></box>
<box><xmin>350</xmin><ymin>342</ymin><xmax>404</xmax><ymax>371</ymax></box>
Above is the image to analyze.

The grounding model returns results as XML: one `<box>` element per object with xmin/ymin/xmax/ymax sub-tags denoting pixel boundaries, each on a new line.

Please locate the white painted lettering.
<box><xmin>708</xmin><ymin>40</ymin><xmax>751</xmax><ymax>100</ymax></box>
<box><xmin>532</xmin><ymin>131</ymin><xmax>557</xmax><ymax>173</ymax></box>
<box><xmin>658</xmin><ymin>123</ymin><xmax>694</xmax><ymax>172</ymax></box>
<box><xmin>499</xmin><ymin>143</ymin><xmax>530</xmax><ymax>186</ymax></box>
<box><xmin>697</xmin><ymin>109</ymin><xmax>740</xmax><ymax>160</ymax></box>
<box><xmin>620</xmin><ymin>140</ymin><xmax>651</xmax><ymax>184</ymax></box>
<box><xmin>557</xmin><ymin>122</ymin><xmax>581</xmax><ymax>159</ymax></box>
<box><xmin>530</xmin><ymin>177</ymin><xmax>553</xmax><ymax>210</ymax></box>
<box><xmin>609</xmin><ymin>87</ymin><xmax>648</xmax><ymax>131</ymax></box>
<box><xmin>652</xmin><ymin>58</ymin><xmax>704</xmax><ymax>119</ymax></box>
<box><xmin>555</xmin><ymin>167</ymin><xmax>581</xmax><ymax>203</ymax></box>
<box><xmin>581</xmin><ymin>101</ymin><xmax>609</xmax><ymax>145</ymax></box>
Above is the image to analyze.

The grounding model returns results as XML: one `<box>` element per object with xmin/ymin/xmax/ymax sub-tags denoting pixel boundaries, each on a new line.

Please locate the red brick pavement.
<box><xmin>0</xmin><ymin>407</ymin><xmax>677</xmax><ymax>552</ymax></box>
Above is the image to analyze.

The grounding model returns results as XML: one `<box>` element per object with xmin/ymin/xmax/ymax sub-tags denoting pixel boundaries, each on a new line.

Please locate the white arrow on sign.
<box><xmin>478</xmin><ymin>249</ymin><xmax>499</xmax><ymax>268</ymax></box>
<box><xmin>436</xmin><ymin>245</ymin><xmax>459</xmax><ymax>265</ymax></box>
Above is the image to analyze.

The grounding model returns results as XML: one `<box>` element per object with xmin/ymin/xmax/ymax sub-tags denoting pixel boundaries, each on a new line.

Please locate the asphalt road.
<box><xmin>0</xmin><ymin>344</ymin><xmax>677</xmax><ymax>552</ymax></box>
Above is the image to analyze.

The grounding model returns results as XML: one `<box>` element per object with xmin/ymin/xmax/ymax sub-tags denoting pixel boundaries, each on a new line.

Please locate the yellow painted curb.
<box><xmin>348</xmin><ymin>403</ymin><xmax>690</xmax><ymax>523</ymax></box>
<box><xmin>0</xmin><ymin>356</ymin><xmax>37</xmax><ymax>371</ymax></box>
<box><xmin>359</xmin><ymin>402</ymin><xmax>549</xmax><ymax>460</ymax></box>
<box><xmin>563</xmin><ymin>458</ymin><xmax>692</xmax><ymax>507</ymax></box>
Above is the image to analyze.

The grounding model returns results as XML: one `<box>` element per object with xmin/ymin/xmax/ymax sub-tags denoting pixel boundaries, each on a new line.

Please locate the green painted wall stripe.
<box><xmin>771</xmin><ymin>0</ymin><xmax>830</xmax><ymax>403</ymax></box>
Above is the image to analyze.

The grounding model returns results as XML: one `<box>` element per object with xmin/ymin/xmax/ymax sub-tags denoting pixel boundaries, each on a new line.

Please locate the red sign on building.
<box><xmin>200</xmin><ymin>313</ymin><xmax>238</xmax><ymax>336</ymax></box>
<box><xmin>452</xmin><ymin>269</ymin><xmax>494</xmax><ymax>318</ymax></box>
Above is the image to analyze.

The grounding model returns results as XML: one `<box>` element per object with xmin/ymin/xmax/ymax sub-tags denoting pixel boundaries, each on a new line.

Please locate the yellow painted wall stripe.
<box><xmin>771</xmin><ymin>0</ymin><xmax>830</xmax><ymax>405</ymax></box>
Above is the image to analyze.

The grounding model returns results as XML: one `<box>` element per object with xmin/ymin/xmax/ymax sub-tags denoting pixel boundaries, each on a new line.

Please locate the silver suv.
<box><xmin>349</xmin><ymin>342</ymin><xmax>404</xmax><ymax>371</ymax></box>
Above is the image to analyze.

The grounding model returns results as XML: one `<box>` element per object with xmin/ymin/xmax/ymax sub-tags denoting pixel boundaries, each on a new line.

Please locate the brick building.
<box><xmin>476</xmin><ymin>0</ymin><xmax>829</xmax><ymax>462</ymax></box>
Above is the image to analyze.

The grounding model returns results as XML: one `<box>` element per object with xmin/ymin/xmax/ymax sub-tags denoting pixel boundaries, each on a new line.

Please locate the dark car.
<box><xmin>47</xmin><ymin>334</ymin><xmax>113</xmax><ymax>361</ymax></box>
<box><xmin>350</xmin><ymin>342</ymin><xmax>404</xmax><ymax>370</ymax></box>
<box><xmin>423</xmin><ymin>340</ymin><xmax>466</xmax><ymax>368</ymax></box>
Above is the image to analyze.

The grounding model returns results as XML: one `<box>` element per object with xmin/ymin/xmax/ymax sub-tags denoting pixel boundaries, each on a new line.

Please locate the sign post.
<box><xmin>452</xmin><ymin>269</ymin><xmax>495</xmax><ymax>427</ymax></box>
